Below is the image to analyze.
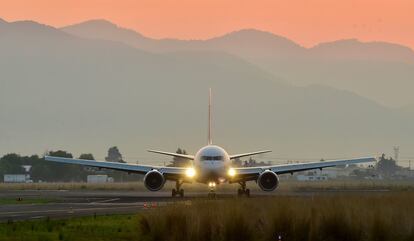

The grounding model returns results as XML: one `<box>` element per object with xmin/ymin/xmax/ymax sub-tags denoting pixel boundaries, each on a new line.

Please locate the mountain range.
<box><xmin>63</xmin><ymin>19</ymin><xmax>414</xmax><ymax>108</ymax></box>
<box><xmin>1</xmin><ymin>18</ymin><xmax>413</xmax><ymax>162</ymax></box>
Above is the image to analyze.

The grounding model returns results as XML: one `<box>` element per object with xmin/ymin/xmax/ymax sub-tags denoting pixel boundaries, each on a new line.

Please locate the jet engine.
<box><xmin>144</xmin><ymin>170</ymin><xmax>165</xmax><ymax>191</ymax></box>
<box><xmin>257</xmin><ymin>170</ymin><xmax>279</xmax><ymax>191</ymax></box>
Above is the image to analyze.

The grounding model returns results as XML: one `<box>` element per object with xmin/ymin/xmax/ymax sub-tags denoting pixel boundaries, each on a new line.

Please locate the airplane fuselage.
<box><xmin>193</xmin><ymin>145</ymin><xmax>231</xmax><ymax>184</ymax></box>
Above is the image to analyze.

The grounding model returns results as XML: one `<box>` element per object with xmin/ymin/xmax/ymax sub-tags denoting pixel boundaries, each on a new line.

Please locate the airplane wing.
<box><xmin>147</xmin><ymin>150</ymin><xmax>194</xmax><ymax>160</ymax></box>
<box><xmin>44</xmin><ymin>156</ymin><xmax>187</xmax><ymax>180</ymax></box>
<box><xmin>231</xmin><ymin>157</ymin><xmax>375</xmax><ymax>182</ymax></box>
<box><xmin>229</xmin><ymin>150</ymin><xmax>272</xmax><ymax>159</ymax></box>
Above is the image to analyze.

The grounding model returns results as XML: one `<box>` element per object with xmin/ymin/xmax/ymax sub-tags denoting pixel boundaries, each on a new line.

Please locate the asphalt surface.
<box><xmin>0</xmin><ymin>189</ymin><xmax>390</xmax><ymax>222</ymax></box>
<box><xmin>0</xmin><ymin>189</ymin><xmax>248</xmax><ymax>222</ymax></box>
<box><xmin>0</xmin><ymin>190</ymin><xmax>178</xmax><ymax>222</ymax></box>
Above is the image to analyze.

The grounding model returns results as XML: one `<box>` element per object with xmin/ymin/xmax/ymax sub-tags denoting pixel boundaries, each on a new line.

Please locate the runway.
<box><xmin>0</xmin><ymin>190</ymin><xmax>181</xmax><ymax>222</ymax></box>
<box><xmin>0</xmin><ymin>189</ymin><xmax>246</xmax><ymax>222</ymax></box>
<box><xmin>0</xmin><ymin>189</ymin><xmax>389</xmax><ymax>222</ymax></box>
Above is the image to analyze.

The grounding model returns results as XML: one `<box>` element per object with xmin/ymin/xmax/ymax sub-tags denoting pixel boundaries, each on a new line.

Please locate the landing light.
<box><xmin>228</xmin><ymin>168</ymin><xmax>236</xmax><ymax>177</ymax></box>
<box><xmin>186</xmin><ymin>168</ymin><xmax>196</xmax><ymax>178</ymax></box>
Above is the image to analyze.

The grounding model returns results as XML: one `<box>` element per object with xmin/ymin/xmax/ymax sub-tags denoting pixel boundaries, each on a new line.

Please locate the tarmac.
<box><xmin>0</xmin><ymin>189</ymin><xmax>249</xmax><ymax>222</ymax></box>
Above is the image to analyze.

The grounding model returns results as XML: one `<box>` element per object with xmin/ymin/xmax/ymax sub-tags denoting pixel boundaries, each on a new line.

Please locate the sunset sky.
<box><xmin>1</xmin><ymin>0</ymin><xmax>414</xmax><ymax>49</ymax></box>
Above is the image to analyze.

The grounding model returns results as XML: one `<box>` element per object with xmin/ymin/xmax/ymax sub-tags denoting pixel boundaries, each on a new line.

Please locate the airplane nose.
<box><xmin>199</xmin><ymin>161</ymin><xmax>226</xmax><ymax>180</ymax></box>
<box><xmin>203</xmin><ymin>161</ymin><xmax>224</xmax><ymax>169</ymax></box>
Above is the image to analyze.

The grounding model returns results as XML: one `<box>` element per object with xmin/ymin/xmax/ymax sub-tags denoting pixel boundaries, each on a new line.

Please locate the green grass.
<box><xmin>0</xmin><ymin>215</ymin><xmax>140</xmax><ymax>241</ymax></box>
<box><xmin>139</xmin><ymin>192</ymin><xmax>414</xmax><ymax>241</ymax></box>
<box><xmin>0</xmin><ymin>198</ymin><xmax>57</xmax><ymax>205</ymax></box>
<box><xmin>1</xmin><ymin>192</ymin><xmax>413</xmax><ymax>241</ymax></box>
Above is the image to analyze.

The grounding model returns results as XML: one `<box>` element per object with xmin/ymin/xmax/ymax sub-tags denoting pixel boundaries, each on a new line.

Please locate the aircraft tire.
<box><xmin>208</xmin><ymin>192</ymin><xmax>216</xmax><ymax>199</ymax></box>
<box><xmin>179</xmin><ymin>189</ymin><xmax>184</xmax><ymax>198</ymax></box>
<box><xmin>245</xmin><ymin>189</ymin><xmax>250</xmax><ymax>197</ymax></box>
<box><xmin>172</xmin><ymin>188</ymin><xmax>177</xmax><ymax>197</ymax></box>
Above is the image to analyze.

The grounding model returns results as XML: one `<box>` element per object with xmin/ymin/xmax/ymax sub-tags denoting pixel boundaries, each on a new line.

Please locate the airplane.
<box><xmin>45</xmin><ymin>89</ymin><xmax>375</xmax><ymax>197</ymax></box>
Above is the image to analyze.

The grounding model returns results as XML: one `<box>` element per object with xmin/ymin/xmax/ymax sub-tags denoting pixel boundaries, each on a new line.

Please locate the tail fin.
<box><xmin>208</xmin><ymin>88</ymin><xmax>212</xmax><ymax>145</ymax></box>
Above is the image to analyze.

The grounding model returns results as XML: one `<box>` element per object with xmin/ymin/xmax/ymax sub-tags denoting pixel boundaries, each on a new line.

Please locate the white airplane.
<box><xmin>45</xmin><ymin>89</ymin><xmax>375</xmax><ymax>197</ymax></box>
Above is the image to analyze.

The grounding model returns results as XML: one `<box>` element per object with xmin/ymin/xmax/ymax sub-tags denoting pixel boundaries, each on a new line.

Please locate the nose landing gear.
<box><xmin>237</xmin><ymin>181</ymin><xmax>250</xmax><ymax>197</ymax></box>
<box><xmin>207</xmin><ymin>182</ymin><xmax>217</xmax><ymax>198</ymax></box>
<box><xmin>172</xmin><ymin>180</ymin><xmax>184</xmax><ymax>198</ymax></box>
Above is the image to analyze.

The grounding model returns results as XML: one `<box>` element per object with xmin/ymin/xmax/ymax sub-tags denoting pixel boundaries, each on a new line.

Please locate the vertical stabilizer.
<box><xmin>208</xmin><ymin>88</ymin><xmax>212</xmax><ymax>145</ymax></box>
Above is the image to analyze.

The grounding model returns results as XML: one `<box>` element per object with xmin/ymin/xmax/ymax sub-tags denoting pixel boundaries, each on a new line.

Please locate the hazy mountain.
<box><xmin>62</xmin><ymin>20</ymin><xmax>414</xmax><ymax>107</ymax></box>
<box><xmin>1</xmin><ymin>19</ymin><xmax>414</xmax><ymax>162</ymax></box>
<box><xmin>62</xmin><ymin>19</ymin><xmax>153</xmax><ymax>47</ymax></box>
<box><xmin>310</xmin><ymin>39</ymin><xmax>414</xmax><ymax>63</ymax></box>
<box><xmin>62</xmin><ymin>20</ymin><xmax>304</xmax><ymax>57</ymax></box>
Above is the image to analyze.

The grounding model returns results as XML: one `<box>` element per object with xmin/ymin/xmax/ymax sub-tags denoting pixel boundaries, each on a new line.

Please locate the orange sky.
<box><xmin>1</xmin><ymin>0</ymin><xmax>414</xmax><ymax>48</ymax></box>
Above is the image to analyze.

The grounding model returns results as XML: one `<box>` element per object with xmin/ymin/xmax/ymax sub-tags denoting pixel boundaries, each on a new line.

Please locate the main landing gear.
<box><xmin>172</xmin><ymin>181</ymin><xmax>184</xmax><ymax>198</ymax></box>
<box><xmin>237</xmin><ymin>181</ymin><xmax>250</xmax><ymax>197</ymax></box>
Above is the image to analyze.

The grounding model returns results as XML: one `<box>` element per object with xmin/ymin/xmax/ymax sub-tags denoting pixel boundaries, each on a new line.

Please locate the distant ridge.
<box><xmin>310</xmin><ymin>38</ymin><xmax>414</xmax><ymax>62</ymax></box>
<box><xmin>208</xmin><ymin>28</ymin><xmax>303</xmax><ymax>48</ymax></box>
<box><xmin>62</xmin><ymin>19</ymin><xmax>147</xmax><ymax>39</ymax></box>
<box><xmin>59</xmin><ymin>19</ymin><xmax>414</xmax><ymax>62</ymax></box>
<box><xmin>1</xmin><ymin>18</ymin><xmax>414</xmax><ymax>107</ymax></box>
<box><xmin>67</xmin><ymin>19</ymin><xmax>118</xmax><ymax>28</ymax></box>
<box><xmin>58</xmin><ymin>19</ymin><xmax>414</xmax><ymax>107</ymax></box>
<box><xmin>61</xmin><ymin>19</ymin><xmax>150</xmax><ymax>46</ymax></box>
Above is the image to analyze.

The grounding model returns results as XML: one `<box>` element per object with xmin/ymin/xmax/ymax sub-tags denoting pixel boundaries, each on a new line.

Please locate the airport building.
<box><xmin>3</xmin><ymin>174</ymin><xmax>32</xmax><ymax>183</ymax></box>
<box><xmin>87</xmin><ymin>175</ymin><xmax>114</xmax><ymax>183</ymax></box>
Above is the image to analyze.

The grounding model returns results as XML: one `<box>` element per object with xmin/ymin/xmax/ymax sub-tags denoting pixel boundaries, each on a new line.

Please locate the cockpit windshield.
<box><xmin>201</xmin><ymin>156</ymin><xmax>223</xmax><ymax>161</ymax></box>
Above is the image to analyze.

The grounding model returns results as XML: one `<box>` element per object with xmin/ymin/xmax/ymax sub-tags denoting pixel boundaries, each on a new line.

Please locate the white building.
<box><xmin>296</xmin><ymin>169</ymin><xmax>336</xmax><ymax>181</ymax></box>
<box><xmin>296</xmin><ymin>174</ymin><xmax>328</xmax><ymax>181</ymax></box>
<box><xmin>87</xmin><ymin>175</ymin><xmax>113</xmax><ymax>183</ymax></box>
<box><xmin>4</xmin><ymin>174</ymin><xmax>32</xmax><ymax>183</ymax></box>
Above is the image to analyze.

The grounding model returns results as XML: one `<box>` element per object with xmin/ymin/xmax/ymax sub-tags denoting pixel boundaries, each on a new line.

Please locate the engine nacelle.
<box><xmin>143</xmin><ymin>170</ymin><xmax>165</xmax><ymax>191</ymax></box>
<box><xmin>257</xmin><ymin>170</ymin><xmax>279</xmax><ymax>191</ymax></box>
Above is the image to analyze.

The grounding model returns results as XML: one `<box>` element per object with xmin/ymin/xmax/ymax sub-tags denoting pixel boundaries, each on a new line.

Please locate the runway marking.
<box><xmin>91</xmin><ymin>198</ymin><xmax>120</xmax><ymax>204</ymax></box>
<box><xmin>0</xmin><ymin>205</ymin><xmax>143</xmax><ymax>216</ymax></box>
<box><xmin>30</xmin><ymin>216</ymin><xmax>45</xmax><ymax>219</ymax></box>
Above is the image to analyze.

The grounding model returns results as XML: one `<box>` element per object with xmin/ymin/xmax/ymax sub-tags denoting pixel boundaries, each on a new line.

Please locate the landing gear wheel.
<box><xmin>245</xmin><ymin>189</ymin><xmax>250</xmax><ymax>197</ymax></box>
<box><xmin>172</xmin><ymin>188</ymin><xmax>177</xmax><ymax>197</ymax></box>
<box><xmin>172</xmin><ymin>181</ymin><xmax>184</xmax><ymax>198</ymax></box>
<box><xmin>179</xmin><ymin>189</ymin><xmax>184</xmax><ymax>198</ymax></box>
<box><xmin>208</xmin><ymin>192</ymin><xmax>217</xmax><ymax>199</ymax></box>
<box><xmin>237</xmin><ymin>182</ymin><xmax>250</xmax><ymax>197</ymax></box>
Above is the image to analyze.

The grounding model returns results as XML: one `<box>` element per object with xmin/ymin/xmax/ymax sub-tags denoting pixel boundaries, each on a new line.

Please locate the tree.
<box><xmin>48</xmin><ymin>150</ymin><xmax>73</xmax><ymax>158</ymax></box>
<box><xmin>169</xmin><ymin>148</ymin><xmax>191</xmax><ymax>167</ymax></box>
<box><xmin>106</xmin><ymin>146</ymin><xmax>124</xmax><ymax>163</ymax></box>
<box><xmin>232</xmin><ymin>158</ymin><xmax>242</xmax><ymax>167</ymax></box>
<box><xmin>377</xmin><ymin>154</ymin><xmax>399</xmax><ymax>177</ymax></box>
<box><xmin>0</xmin><ymin>154</ymin><xmax>26</xmax><ymax>181</ymax></box>
<box><xmin>32</xmin><ymin>150</ymin><xmax>87</xmax><ymax>182</ymax></box>
<box><xmin>79</xmin><ymin>153</ymin><xmax>95</xmax><ymax>160</ymax></box>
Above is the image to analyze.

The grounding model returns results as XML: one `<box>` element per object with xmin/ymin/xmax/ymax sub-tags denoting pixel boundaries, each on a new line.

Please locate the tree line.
<box><xmin>0</xmin><ymin>147</ymin><xmax>140</xmax><ymax>182</ymax></box>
